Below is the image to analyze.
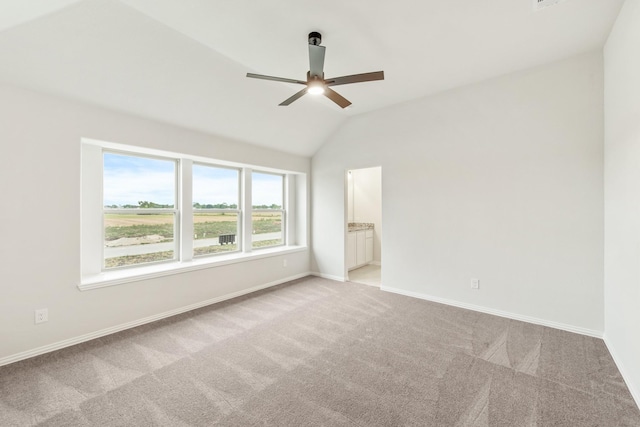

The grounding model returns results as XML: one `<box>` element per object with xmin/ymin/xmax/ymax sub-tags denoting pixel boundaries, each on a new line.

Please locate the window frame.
<box><xmin>251</xmin><ymin>171</ymin><xmax>286</xmax><ymax>250</ymax></box>
<box><xmin>192</xmin><ymin>162</ymin><xmax>242</xmax><ymax>258</ymax></box>
<box><xmin>80</xmin><ymin>138</ymin><xmax>306</xmax><ymax>290</ymax></box>
<box><xmin>102</xmin><ymin>150</ymin><xmax>179</xmax><ymax>270</ymax></box>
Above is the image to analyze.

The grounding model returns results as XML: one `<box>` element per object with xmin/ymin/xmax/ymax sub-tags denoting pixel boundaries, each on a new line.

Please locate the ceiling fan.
<box><xmin>246</xmin><ymin>32</ymin><xmax>384</xmax><ymax>109</ymax></box>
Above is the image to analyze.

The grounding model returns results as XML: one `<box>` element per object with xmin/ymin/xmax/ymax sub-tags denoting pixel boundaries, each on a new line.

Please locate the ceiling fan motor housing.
<box><xmin>308</xmin><ymin>32</ymin><xmax>322</xmax><ymax>46</ymax></box>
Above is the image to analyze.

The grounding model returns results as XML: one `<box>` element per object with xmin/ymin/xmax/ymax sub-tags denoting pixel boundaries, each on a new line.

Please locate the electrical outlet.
<box><xmin>283</xmin><ymin>258</ymin><xmax>288</xmax><ymax>268</ymax></box>
<box><xmin>35</xmin><ymin>308</ymin><xmax>48</xmax><ymax>324</ymax></box>
<box><xmin>471</xmin><ymin>278</ymin><xmax>480</xmax><ymax>290</ymax></box>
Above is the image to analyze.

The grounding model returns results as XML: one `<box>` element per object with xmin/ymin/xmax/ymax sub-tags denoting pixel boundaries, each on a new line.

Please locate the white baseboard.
<box><xmin>380</xmin><ymin>286</ymin><xmax>603</xmax><ymax>338</ymax></box>
<box><xmin>310</xmin><ymin>271</ymin><xmax>346</xmax><ymax>282</ymax></box>
<box><xmin>0</xmin><ymin>272</ymin><xmax>312</xmax><ymax>368</ymax></box>
<box><xmin>370</xmin><ymin>261</ymin><xmax>382</xmax><ymax>266</ymax></box>
<box><xmin>603</xmin><ymin>334</ymin><xmax>640</xmax><ymax>411</ymax></box>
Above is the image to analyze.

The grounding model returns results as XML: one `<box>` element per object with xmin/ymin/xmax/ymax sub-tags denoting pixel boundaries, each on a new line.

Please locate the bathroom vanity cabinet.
<box><xmin>347</xmin><ymin>227</ymin><xmax>374</xmax><ymax>270</ymax></box>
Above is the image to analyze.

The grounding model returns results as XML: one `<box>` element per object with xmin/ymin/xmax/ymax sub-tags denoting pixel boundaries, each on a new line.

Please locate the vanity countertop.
<box><xmin>348</xmin><ymin>222</ymin><xmax>374</xmax><ymax>232</ymax></box>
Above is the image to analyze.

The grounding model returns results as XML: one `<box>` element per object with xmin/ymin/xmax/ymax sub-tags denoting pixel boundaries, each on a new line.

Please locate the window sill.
<box><xmin>79</xmin><ymin>245</ymin><xmax>308</xmax><ymax>291</ymax></box>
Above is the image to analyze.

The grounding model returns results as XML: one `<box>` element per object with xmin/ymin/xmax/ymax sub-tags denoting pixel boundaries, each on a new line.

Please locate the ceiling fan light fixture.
<box><xmin>307</xmin><ymin>80</ymin><xmax>325</xmax><ymax>95</ymax></box>
<box><xmin>246</xmin><ymin>31</ymin><xmax>384</xmax><ymax>108</ymax></box>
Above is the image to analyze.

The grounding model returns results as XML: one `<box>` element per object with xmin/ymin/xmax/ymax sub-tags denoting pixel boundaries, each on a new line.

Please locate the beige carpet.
<box><xmin>1</xmin><ymin>276</ymin><xmax>639</xmax><ymax>426</ymax></box>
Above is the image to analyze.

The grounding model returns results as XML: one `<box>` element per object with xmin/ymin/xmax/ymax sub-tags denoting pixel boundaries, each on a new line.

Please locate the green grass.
<box><xmin>194</xmin><ymin>244</ymin><xmax>238</xmax><ymax>257</ymax></box>
<box><xmin>193</xmin><ymin>221</ymin><xmax>237</xmax><ymax>238</ymax></box>
<box><xmin>105</xmin><ymin>216</ymin><xmax>283</xmax><ymax>268</ymax></box>
<box><xmin>106</xmin><ymin>239</ymin><xmax>283</xmax><ymax>268</ymax></box>
<box><xmin>252</xmin><ymin>218</ymin><xmax>282</xmax><ymax>234</ymax></box>
<box><xmin>252</xmin><ymin>239</ymin><xmax>283</xmax><ymax>248</ymax></box>
<box><xmin>105</xmin><ymin>223</ymin><xmax>174</xmax><ymax>241</ymax></box>
<box><xmin>105</xmin><ymin>251</ymin><xmax>174</xmax><ymax>268</ymax></box>
<box><xmin>106</xmin><ymin>218</ymin><xmax>281</xmax><ymax>241</ymax></box>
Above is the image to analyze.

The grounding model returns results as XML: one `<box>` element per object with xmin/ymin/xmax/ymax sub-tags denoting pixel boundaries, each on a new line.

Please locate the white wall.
<box><xmin>350</xmin><ymin>167</ymin><xmax>382</xmax><ymax>264</ymax></box>
<box><xmin>312</xmin><ymin>51</ymin><xmax>604</xmax><ymax>334</ymax></box>
<box><xmin>0</xmin><ymin>83</ymin><xmax>310</xmax><ymax>363</ymax></box>
<box><xmin>604</xmin><ymin>0</ymin><xmax>640</xmax><ymax>406</ymax></box>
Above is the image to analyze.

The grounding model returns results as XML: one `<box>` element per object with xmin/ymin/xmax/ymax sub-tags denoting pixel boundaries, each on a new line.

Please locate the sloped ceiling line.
<box><xmin>0</xmin><ymin>0</ymin><xmax>625</xmax><ymax>156</ymax></box>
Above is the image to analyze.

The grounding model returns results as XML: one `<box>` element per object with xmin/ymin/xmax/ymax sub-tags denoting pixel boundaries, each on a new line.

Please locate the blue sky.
<box><xmin>103</xmin><ymin>153</ymin><xmax>175</xmax><ymax>206</ymax></box>
<box><xmin>104</xmin><ymin>153</ymin><xmax>282</xmax><ymax>207</ymax></box>
<box><xmin>252</xmin><ymin>172</ymin><xmax>283</xmax><ymax>206</ymax></box>
<box><xmin>193</xmin><ymin>164</ymin><xmax>238</xmax><ymax>205</ymax></box>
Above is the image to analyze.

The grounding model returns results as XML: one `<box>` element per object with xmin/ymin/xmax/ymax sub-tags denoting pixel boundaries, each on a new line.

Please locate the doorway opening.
<box><xmin>346</xmin><ymin>166</ymin><xmax>382</xmax><ymax>287</ymax></box>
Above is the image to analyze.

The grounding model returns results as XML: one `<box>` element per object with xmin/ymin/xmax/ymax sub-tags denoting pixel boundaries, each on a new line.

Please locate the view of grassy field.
<box><xmin>106</xmin><ymin>238</ymin><xmax>283</xmax><ymax>268</ymax></box>
<box><xmin>105</xmin><ymin>250</ymin><xmax>174</xmax><ymax>268</ymax></box>
<box><xmin>104</xmin><ymin>211</ymin><xmax>283</xmax><ymax>268</ymax></box>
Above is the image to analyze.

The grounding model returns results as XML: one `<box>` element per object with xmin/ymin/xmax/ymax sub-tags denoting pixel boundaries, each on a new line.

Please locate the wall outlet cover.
<box><xmin>35</xmin><ymin>308</ymin><xmax>48</xmax><ymax>324</ymax></box>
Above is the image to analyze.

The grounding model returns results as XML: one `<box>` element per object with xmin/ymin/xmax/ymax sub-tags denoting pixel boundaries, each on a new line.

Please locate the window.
<box><xmin>252</xmin><ymin>172</ymin><xmax>284</xmax><ymax>249</ymax></box>
<box><xmin>192</xmin><ymin>164</ymin><xmax>240</xmax><ymax>257</ymax></box>
<box><xmin>103</xmin><ymin>152</ymin><xmax>177</xmax><ymax>269</ymax></box>
<box><xmin>81</xmin><ymin>138</ymin><xmax>306</xmax><ymax>288</ymax></box>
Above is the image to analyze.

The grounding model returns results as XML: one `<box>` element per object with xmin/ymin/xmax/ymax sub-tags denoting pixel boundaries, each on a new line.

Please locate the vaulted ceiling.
<box><xmin>0</xmin><ymin>0</ymin><xmax>624</xmax><ymax>156</ymax></box>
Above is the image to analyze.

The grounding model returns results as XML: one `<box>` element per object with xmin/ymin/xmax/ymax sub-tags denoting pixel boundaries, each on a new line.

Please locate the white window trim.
<box><xmin>80</xmin><ymin>138</ymin><xmax>307</xmax><ymax>291</ymax></box>
<box><xmin>100</xmin><ymin>148</ymin><xmax>184</xmax><ymax>270</ymax></box>
<box><xmin>79</xmin><ymin>246</ymin><xmax>307</xmax><ymax>291</ymax></box>
<box><xmin>191</xmin><ymin>162</ymin><xmax>242</xmax><ymax>258</ymax></box>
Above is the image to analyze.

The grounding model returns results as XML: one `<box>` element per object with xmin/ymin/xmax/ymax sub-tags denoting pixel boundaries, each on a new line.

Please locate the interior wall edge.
<box><xmin>602</xmin><ymin>0</ymin><xmax>640</xmax><ymax>410</ymax></box>
<box><xmin>381</xmin><ymin>285</ymin><xmax>604</xmax><ymax>339</ymax></box>
<box><xmin>603</xmin><ymin>334</ymin><xmax>640</xmax><ymax>411</ymax></box>
<box><xmin>309</xmin><ymin>271</ymin><xmax>346</xmax><ymax>282</ymax></box>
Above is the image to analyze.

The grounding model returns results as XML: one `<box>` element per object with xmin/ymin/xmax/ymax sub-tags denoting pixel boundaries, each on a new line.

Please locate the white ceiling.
<box><xmin>0</xmin><ymin>0</ymin><xmax>624</xmax><ymax>156</ymax></box>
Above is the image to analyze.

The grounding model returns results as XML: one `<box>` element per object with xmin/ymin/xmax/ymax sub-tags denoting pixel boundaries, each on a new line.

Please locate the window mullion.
<box><xmin>242</xmin><ymin>168</ymin><xmax>253</xmax><ymax>253</ymax></box>
<box><xmin>180</xmin><ymin>159</ymin><xmax>193</xmax><ymax>262</ymax></box>
<box><xmin>286</xmin><ymin>174</ymin><xmax>294</xmax><ymax>245</ymax></box>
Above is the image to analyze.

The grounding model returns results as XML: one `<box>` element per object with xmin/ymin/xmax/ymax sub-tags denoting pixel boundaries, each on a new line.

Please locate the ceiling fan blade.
<box><xmin>325</xmin><ymin>71</ymin><xmax>384</xmax><ymax>87</ymax></box>
<box><xmin>279</xmin><ymin>88</ymin><xmax>308</xmax><ymax>106</ymax></box>
<box><xmin>246</xmin><ymin>73</ymin><xmax>306</xmax><ymax>85</ymax></box>
<box><xmin>324</xmin><ymin>87</ymin><xmax>351</xmax><ymax>109</ymax></box>
<box><xmin>308</xmin><ymin>44</ymin><xmax>326</xmax><ymax>78</ymax></box>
